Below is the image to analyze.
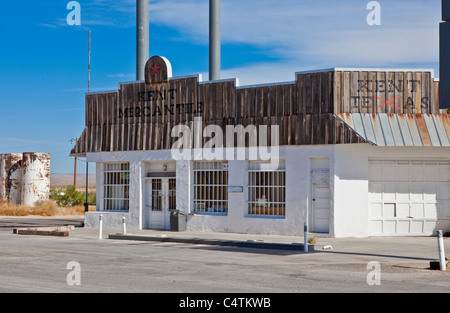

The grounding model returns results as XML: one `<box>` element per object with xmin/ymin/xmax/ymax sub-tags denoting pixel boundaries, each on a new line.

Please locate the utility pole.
<box><xmin>88</xmin><ymin>30</ymin><xmax>91</xmax><ymax>93</ymax></box>
<box><xmin>71</xmin><ymin>138</ymin><xmax>78</xmax><ymax>186</ymax></box>
<box><xmin>85</xmin><ymin>30</ymin><xmax>91</xmax><ymax>213</ymax></box>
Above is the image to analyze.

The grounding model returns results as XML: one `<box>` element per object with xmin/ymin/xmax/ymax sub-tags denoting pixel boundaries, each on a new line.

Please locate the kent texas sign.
<box><xmin>332</xmin><ymin>67</ymin><xmax>439</xmax><ymax>114</ymax></box>
<box><xmin>351</xmin><ymin>78</ymin><xmax>430</xmax><ymax>111</ymax></box>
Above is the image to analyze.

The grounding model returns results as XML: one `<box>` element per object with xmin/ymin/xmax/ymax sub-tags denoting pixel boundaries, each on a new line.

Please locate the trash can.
<box><xmin>170</xmin><ymin>210</ymin><xmax>187</xmax><ymax>232</ymax></box>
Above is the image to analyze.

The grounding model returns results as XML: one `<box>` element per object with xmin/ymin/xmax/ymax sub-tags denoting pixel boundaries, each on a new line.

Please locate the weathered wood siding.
<box><xmin>333</xmin><ymin>70</ymin><xmax>436</xmax><ymax>114</ymax></box>
<box><xmin>71</xmin><ymin>65</ymin><xmax>440</xmax><ymax>156</ymax></box>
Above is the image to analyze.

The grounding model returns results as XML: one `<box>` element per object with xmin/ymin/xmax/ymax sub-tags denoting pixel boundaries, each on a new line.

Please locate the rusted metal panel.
<box><xmin>351</xmin><ymin>113</ymin><xmax>366</xmax><ymax>139</ymax></box>
<box><xmin>336</xmin><ymin>113</ymin><xmax>450</xmax><ymax>147</ymax></box>
<box><xmin>21</xmin><ymin>153</ymin><xmax>51</xmax><ymax>207</ymax></box>
<box><xmin>8</xmin><ymin>156</ymin><xmax>23</xmax><ymax>205</ymax></box>
<box><xmin>340</xmin><ymin>113</ymin><xmax>354</xmax><ymax>128</ymax></box>
<box><xmin>442</xmin><ymin>114</ymin><xmax>450</xmax><ymax>140</ymax></box>
<box><xmin>415</xmin><ymin>114</ymin><xmax>432</xmax><ymax>146</ymax></box>
<box><xmin>406</xmin><ymin>114</ymin><xmax>423</xmax><ymax>146</ymax></box>
<box><xmin>387</xmin><ymin>114</ymin><xmax>405</xmax><ymax>146</ymax></box>
<box><xmin>0</xmin><ymin>153</ymin><xmax>23</xmax><ymax>204</ymax></box>
<box><xmin>378</xmin><ymin>114</ymin><xmax>395</xmax><ymax>146</ymax></box>
<box><xmin>396</xmin><ymin>114</ymin><xmax>414</xmax><ymax>146</ymax></box>
<box><xmin>433</xmin><ymin>115</ymin><xmax>450</xmax><ymax>146</ymax></box>
<box><xmin>423</xmin><ymin>114</ymin><xmax>441</xmax><ymax>146</ymax></box>
<box><xmin>371</xmin><ymin>114</ymin><xmax>386</xmax><ymax>145</ymax></box>
<box><xmin>360</xmin><ymin>113</ymin><xmax>377</xmax><ymax>144</ymax></box>
<box><xmin>434</xmin><ymin>114</ymin><xmax>450</xmax><ymax>146</ymax></box>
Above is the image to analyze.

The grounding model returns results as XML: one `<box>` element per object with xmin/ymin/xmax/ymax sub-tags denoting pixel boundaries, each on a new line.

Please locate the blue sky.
<box><xmin>0</xmin><ymin>0</ymin><xmax>442</xmax><ymax>174</ymax></box>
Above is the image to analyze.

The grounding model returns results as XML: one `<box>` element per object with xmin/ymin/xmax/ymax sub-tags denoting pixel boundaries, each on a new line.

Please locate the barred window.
<box><xmin>193</xmin><ymin>161</ymin><xmax>228</xmax><ymax>214</ymax></box>
<box><xmin>103</xmin><ymin>163</ymin><xmax>130</xmax><ymax>211</ymax></box>
<box><xmin>248</xmin><ymin>160</ymin><xmax>286</xmax><ymax>217</ymax></box>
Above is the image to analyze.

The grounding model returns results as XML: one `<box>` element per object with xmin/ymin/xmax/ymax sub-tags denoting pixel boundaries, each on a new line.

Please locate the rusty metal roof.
<box><xmin>336</xmin><ymin>113</ymin><xmax>450</xmax><ymax>147</ymax></box>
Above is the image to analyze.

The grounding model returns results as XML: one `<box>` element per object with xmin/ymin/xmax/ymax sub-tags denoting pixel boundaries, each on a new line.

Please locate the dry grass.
<box><xmin>0</xmin><ymin>200</ymin><xmax>86</xmax><ymax>217</ymax></box>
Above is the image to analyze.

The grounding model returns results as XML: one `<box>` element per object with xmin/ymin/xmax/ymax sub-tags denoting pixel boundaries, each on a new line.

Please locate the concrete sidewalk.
<box><xmin>108</xmin><ymin>230</ymin><xmax>318</xmax><ymax>251</ymax></box>
<box><xmin>101</xmin><ymin>228</ymin><xmax>450</xmax><ymax>264</ymax></box>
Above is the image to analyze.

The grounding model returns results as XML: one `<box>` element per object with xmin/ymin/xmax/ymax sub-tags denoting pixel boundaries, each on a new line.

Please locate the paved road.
<box><xmin>0</xmin><ymin>217</ymin><xmax>448</xmax><ymax>296</ymax></box>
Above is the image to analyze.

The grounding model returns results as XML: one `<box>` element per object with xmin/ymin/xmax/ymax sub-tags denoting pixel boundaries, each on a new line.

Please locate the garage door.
<box><xmin>369</xmin><ymin>160</ymin><xmax>450</xmax><ymax>236</ymax></box>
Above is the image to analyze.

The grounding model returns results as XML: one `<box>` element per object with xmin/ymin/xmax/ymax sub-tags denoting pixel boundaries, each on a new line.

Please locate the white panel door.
<box><xmin>312</xmin><ymin>184</ymin><xmax>330</xmax><ymax>233</ymax></box>
<box><xmin>369</xmin><ymin>160</ymin><xmax>450</xmax><ymax>236</ymax></box>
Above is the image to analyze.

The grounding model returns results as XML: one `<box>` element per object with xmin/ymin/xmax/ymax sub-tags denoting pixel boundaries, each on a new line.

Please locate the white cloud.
<box><xmin>150</xmin><ymin>0</ymin><xmax>440</xmax><ymax>69</ymax></box>
<box><xmin>45</xmin><ymin>0</ymin><xmax>440</xmax><ymax>84</ymax></box>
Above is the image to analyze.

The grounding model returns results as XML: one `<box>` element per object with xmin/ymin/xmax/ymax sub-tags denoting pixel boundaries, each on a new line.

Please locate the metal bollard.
<box><xmin>304</xmin><ymin>222</ymin><xmax>308</xmax><ymax>253</ymax></box>
<box><xmin>122</xmin><ymin>216</ymin><xmax>127</xmax><ymax>234</ymax></box>
<box><xmin>99</xmin><ymin>214</ymin><xmax>103</xmax><ymax>240</ymax></box>
<box><xmin>437</xmin><ymin>230</ymin><xmax>446</xmax><ymax>271</ymax></box>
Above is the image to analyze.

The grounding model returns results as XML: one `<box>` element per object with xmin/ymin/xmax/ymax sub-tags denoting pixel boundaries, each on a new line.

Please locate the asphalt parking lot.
<box><xmin>0</xmin><ymin>217</ymin><xmax>449</xmax><ymax>295</ymax></box>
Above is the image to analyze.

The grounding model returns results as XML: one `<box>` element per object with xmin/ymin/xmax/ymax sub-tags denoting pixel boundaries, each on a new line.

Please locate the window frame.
<box><xmin>102</xmin><ymin>162</ymin><xmax>130</xmax><ymax>212</ymax></box>
<box><xmin>247</xmin><ymin>160</ymin><xmax>286</xmax><ymax>218</ymax></box>
<box><xmin>192</xmin><ymin>161</ymin><xmax>229</xmax><ymax>215</ymax></box>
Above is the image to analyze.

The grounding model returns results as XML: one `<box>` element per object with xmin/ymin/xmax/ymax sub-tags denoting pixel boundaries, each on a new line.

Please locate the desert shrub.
<box><xmin>31</xmin><ymin>200</ymin><xmax>59</xmax><ymax>216</ymax></box>
<box><xmin>50</xmin><ymin>186</ymin><xmax>96</xmax><ymax>207</ymax></box>
<box><xmin>0</xmin><ymin>199</ymin><xmax>87</xmax><ymax>216</ymax></box>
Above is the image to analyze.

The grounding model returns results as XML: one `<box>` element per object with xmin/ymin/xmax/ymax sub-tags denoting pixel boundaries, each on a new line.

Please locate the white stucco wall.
<box><xmin>83</xmin><ymin>145</ymin><xmax>450</xmax><ymax>238</ymax></box>
<box><xmin>333</xmin><ymin>144</ymin><xmax>370</xmax><ymax>238</ymax></box>
<box><xmin>333</xmin><ymin>144</ymin><xmax>450</xmax><ymax>238</ymax></box>
<box><xmin>84</xmin><ymin>150</ymin><xmax>175</xmax><ymax>230</ymax></box>
<box><xmin>185</xmin><ymin>146</ymin><xmax>337</xmax><ymax>236</ymax></box>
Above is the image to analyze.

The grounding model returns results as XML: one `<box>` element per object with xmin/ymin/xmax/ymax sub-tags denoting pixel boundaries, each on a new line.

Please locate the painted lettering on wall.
<box><xmin>116</xmin><ymin>87</ymin><xmax>203</xmax><ymax>119</ymax></box>
<box><xmin>351</xmin><ymin>79</ymin><xmax>429</xmax><ymax>112</ymax></box>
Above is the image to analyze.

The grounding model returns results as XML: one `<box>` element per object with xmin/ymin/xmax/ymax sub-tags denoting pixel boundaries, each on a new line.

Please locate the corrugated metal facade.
<box><xmin>336</xmin><ymin>113</ymin><xmax>450</xmax><ymax>147</ymax></box>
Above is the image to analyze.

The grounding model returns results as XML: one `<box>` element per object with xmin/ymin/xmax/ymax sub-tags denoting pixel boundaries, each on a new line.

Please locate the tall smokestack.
<box><xmin>137</xmin><ymin>0</ymin><xmax>149</xmax><ymax>81</ymax></box>
<box><xmin>209</xmin><ymin>0</ymin><xmax>221</xmax><ymax>81</ymax></box>
<box><xmin>440</xmin><ymin>0</ymin><xmax>450</xmax><ymax>108</ymax></box>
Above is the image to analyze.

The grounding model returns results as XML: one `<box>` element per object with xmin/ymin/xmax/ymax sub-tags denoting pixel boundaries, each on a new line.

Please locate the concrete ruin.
<box><xmin>0</xmin><ymin>153</ymin><xmax>50</xmax><ymax>207</ymax></box>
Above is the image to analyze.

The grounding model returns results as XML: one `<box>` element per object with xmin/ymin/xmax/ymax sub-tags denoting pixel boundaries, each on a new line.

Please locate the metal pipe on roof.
<box><xmin>209</xmin><ymin>0</ymin><xmax>221</xmax><ymax>81</ymax></box>
<box><xmin>440</xmin><ymin>0</ymin><xmax>450</xmax><ymax>109</ymax></box>
<box><xmin>137</xmin><ymin>0</ymin><xmax>149</xmax><ymax>81</ymax></box>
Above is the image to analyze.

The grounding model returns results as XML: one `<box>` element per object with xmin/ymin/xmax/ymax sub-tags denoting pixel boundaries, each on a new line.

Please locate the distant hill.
<box><xmin>51</xmin><ymin>174</ymin><xmax>96</xmax><ymax>188</ymax></box>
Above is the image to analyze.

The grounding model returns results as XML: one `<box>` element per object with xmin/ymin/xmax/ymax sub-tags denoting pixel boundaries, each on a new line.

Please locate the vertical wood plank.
<box><xmin>334</xmin><ymin>71</ymin><xmax>341</xmax><ymax>114</ymax></box>
<box><xmin>414</xmin><ymin>72</ymin><xmax>422</xmax><ymax>114</ymax></box>
<box><xmin>422</xmin><ymin>72</ymin><xmax>431</xmax><ymax>114</ymax></box>
<box><xmin>433</xmin><ymin>80</ymin><xmax>439</xmax><ymax>113</ymax></box>
<box><xmin>351</xmin><ymin>71</ymin><xmax>360</xmax><ymax>113</ymax></box>
<box><xmin>342</xmin><ymin>71</ymin><xmax>351</xmax><ymax>113</ymax></box>
<box><xmin>305</xmin><ymin>74</ymin><xmax>313</xmax><ymax>114</ymax></box>
<box><xmin>405</xmin><ymin>72</ymin><xmax>414</xmax><ymax>114</ymax></box>
<box><xmin>386</xmin><ymin>72</ymin><xmax>396</xmax><ymax>114</ymax></box>
<box><xmin>296</xmin><ymin>75</ymin><xmax>305</xmax><ymax>115</ymax></box>
<box><xmin>394</xmin><ymin>72</ymin><xmax>404</xmax><ymax>114</ymax></box>
<box><xmin>360</xmin><ymin>71</ymin><xmax>369</xmax><ymax>113</ymax></box>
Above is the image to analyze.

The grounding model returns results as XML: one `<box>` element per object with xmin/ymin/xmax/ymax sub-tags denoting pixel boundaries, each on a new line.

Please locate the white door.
<box><xmin>144</xmin><ymin>178</ymin><xmax>176</xmax><ymax>230</ymax></box>
<box><xmin>369</xmin><ymin>160</ymin><xmax>450</xmax><ymax>236</ymax></box>
<box><xmin>312</xmin><ymin>184</ymin><xmax>331</xmax><ymax>233</ymax></box>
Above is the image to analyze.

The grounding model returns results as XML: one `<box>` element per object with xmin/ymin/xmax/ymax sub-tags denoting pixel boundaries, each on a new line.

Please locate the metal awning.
<box><xmin>336</xmin><ymin>113</ymin><xmax>450</xmax><ymax>147</ymax></box>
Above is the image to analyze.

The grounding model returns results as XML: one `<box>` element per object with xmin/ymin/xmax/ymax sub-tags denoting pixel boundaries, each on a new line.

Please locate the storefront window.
<box><xmin>248</xmin><ymin>160</ymin><xmax>286</xmax><ymax>217</ymax></box>
<box><xmin>193</xmin><ymin>161</ymin><xmax>228</xmax><ymax>214</ymax></box>
<box><xmin>103</xmin><ymin>163</ymin><xmax>130</xmax><ymax>211</ymax></box>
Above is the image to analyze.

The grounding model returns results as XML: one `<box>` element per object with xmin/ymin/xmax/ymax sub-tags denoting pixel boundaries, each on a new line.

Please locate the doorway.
<box><xmin>310</xmin><ymin>168</ymin><xmax>330</xmax><ymax>233</ymax></box>
<box><xmin>311</xmin><ymin>183</ymin><xmax>330</xmax><ymax>233</ymax></box>
<box><xmin>144</xmin><ymin>178</ymin><xmax>176</xmax><ymax>230</ymax></box>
